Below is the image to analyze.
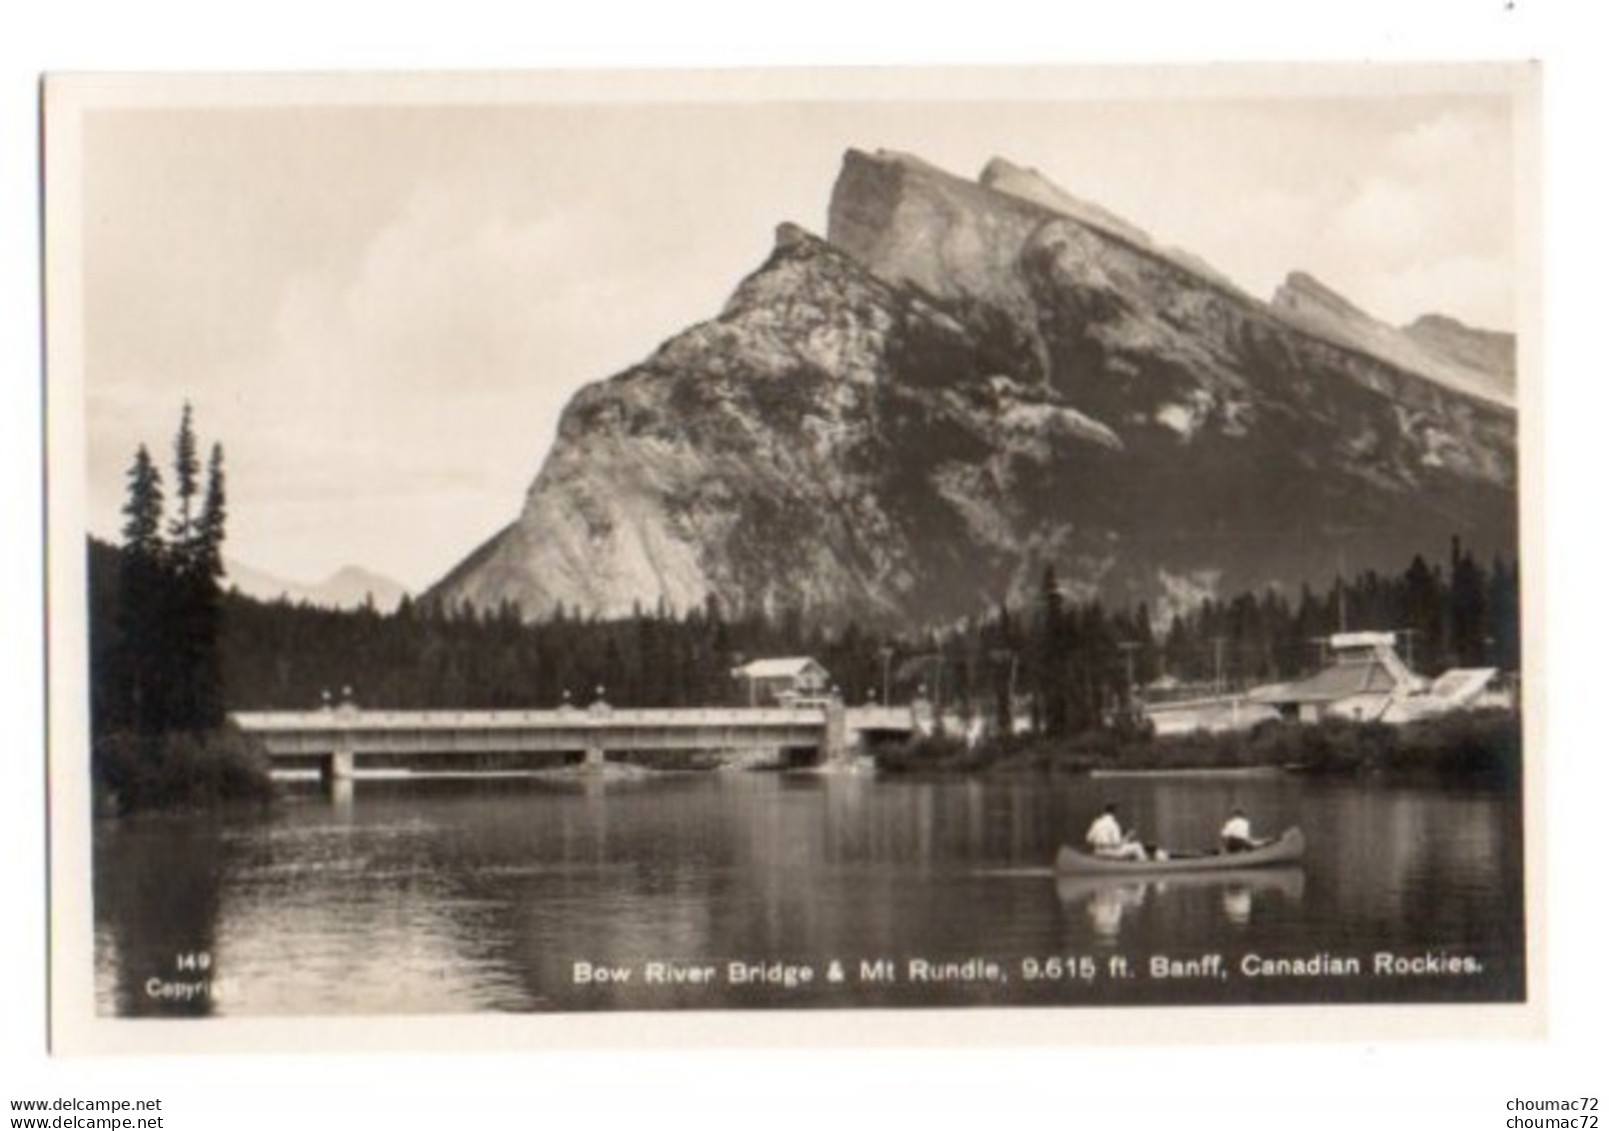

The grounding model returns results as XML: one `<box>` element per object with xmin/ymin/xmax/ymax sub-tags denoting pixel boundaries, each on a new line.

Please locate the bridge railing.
<box><xmin>231</xmin><ymin>705</ymin><xmax>840</xmax><ymax>732</ymax></box>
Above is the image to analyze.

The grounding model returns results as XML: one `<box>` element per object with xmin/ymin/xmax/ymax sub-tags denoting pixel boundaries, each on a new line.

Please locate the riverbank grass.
<box><xmin>92</xmin><ymin>727</ymin><xmax>274</xmax><ymax>815</ymax></box>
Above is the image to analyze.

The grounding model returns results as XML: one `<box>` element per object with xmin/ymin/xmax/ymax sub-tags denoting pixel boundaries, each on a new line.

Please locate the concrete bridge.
<box><xmin>230</xmin><ymin>701</ymin><xmax>916</xmax><ymax>783</ymax></box>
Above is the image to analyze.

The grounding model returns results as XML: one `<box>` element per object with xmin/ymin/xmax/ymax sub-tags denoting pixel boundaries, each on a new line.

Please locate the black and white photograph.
<box><xmin>42</xmin><ymin>64</ymin><xmax>1540</xmax><ymax>1050</ymax></box>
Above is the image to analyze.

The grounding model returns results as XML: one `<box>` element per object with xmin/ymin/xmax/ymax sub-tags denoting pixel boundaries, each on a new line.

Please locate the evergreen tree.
<box><xmin>196</xmin><ymin>443</ymin><xmax>227</xmax><ymax>582</ymax></box>
<box><xmin>1487</xmin><ymin>557</ymin><xmax>1521</xmax><ymax>672</ymax></box>
<box><xmin>1036</xmin><ymin>565</ymin><xmax>1069</xmax><ymax>736</ymax></box>
<box><xmin>1448</xmin><ymin>537</ymin><xmax>1488</xmax><ymax>666</ymax></box>
<box><xmin>182</xmin><ymin>442</ymin><xmax>228</xmax><ymax>727</ymax></box>
<box><xmin>115</xmin><ymin>445</ymin><xmax>167</xmax><ymax>733</ymax></box>
<box><xmin>105</xmin><ymin>409</ymin><xmax>230</xmax><ymax>733</ymax></box>
<box><xmin>121</xmin><ymin>445</ymin><xmax>165</xmax><ymax>557</ymax></box>
<box><xmin>168</xmin><ymin>402</ymin><xmax>200</xmax><ymax>569</ymax></box>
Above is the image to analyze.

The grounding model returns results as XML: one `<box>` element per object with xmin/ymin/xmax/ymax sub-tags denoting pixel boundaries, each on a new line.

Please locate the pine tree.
<box><xmin>1037</xmin><ymin>565</ymin><xmax>1069</xmax><ymax>736</ymax></box>
<box><xmin>110</xmin><ymin>409</ymin><xmax>231</xmax><ymax>732</ymax></box>
<box><xmin>196</xmin><ymin>443</ymin><xmax>227</xmax><ymax>583</ymax></box>
<box><xmin>121</xmin><ymin>445</ymin><xmax>165</xmax><ymax>559</ymax></box>
<box><xmin>168</xmin><ymin>402</ymin><xmax>200</xmax><ymax>570</ymax></box>
<box><xmin>115</xmin><ymin>445</ymin><xmax>167</xmax><ymax>732</ymax></box>
<box><xmin>182</xmin><ymin>441</ymin><xmax>228</xmax><ymax>726</ymax></box>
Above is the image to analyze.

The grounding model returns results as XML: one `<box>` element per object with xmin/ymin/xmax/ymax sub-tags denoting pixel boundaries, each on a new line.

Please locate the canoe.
<box><xmin>1055</xmin><ymin>827</ymin><xmax>1305</xmax><ymax>875</ymax></box>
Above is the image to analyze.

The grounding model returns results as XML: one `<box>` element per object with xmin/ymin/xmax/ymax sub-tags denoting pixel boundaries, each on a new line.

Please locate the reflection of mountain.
<box><xmin>429</xmin><ymin>148</ymin><xmax>1517</xmax><ymax>629</ymax></box>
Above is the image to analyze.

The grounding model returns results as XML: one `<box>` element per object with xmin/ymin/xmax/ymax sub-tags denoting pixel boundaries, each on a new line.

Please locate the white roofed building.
<box><xmin>1248</xmin><ymin>631</ymin><xmax>1501</xmax><ymax>724</ymax></box>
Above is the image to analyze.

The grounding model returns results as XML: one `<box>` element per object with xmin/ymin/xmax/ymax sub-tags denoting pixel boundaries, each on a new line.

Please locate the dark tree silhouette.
<box><xmin>96</xmin><ymin>409</ymin><xmax>230</xmax><ymax>736</ymax></box>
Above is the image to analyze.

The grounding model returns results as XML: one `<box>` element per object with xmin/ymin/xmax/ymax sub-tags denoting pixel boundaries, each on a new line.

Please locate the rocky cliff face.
<box><xmin>430</xmin><ymin>222</ymin><xmax>1080</xmax><ymax>624</ymax></box>
<box><xmin>427</xmin><ymin>150</ymin><xmax>1518</xmax><ymax>627</ymax></box>
<box><xmin>1403</xmin><ymin>313</ymin><xmax>1517</xmax><ymax>400</ymax></box>
<box><xmin>1271</xmin><ymin>271</ymin><xmax>1515</xmax><ymax>408</ymax></box>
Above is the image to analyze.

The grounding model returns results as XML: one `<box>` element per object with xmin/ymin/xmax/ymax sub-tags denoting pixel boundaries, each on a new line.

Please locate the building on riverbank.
<box><xmin>1143</xmin><ymin>631</ymin><xmax>1509</xmax><ymax>733</ymax></box>
<box><xmin>1248</xmin><ymin>631</ymin><xmax>1502</xmax><ymax>724</ymax></box>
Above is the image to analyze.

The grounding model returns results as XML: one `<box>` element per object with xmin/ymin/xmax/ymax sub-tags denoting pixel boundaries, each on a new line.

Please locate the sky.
<box><xmin>70</xmin><ymin>73</ymin><xmax>1526</xmax><ymax>592</ymax></box>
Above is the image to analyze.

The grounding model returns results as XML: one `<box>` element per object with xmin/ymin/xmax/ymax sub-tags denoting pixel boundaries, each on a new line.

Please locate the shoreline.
<box><xmin>872</xmin><ymin>710</ymin><xmax>1520</xmax><ymax>786</ymax></box>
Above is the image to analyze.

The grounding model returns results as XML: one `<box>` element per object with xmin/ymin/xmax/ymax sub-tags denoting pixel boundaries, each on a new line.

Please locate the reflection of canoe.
<box><xmin>1055</xmin><ymin>865</ymin><xmax>1306</xmax><ymax>907</ymax></box>
<box><xmin>1055</xmin><ymin>827</ymin><xmax>1305</xmax><ymax>875</ymax></box>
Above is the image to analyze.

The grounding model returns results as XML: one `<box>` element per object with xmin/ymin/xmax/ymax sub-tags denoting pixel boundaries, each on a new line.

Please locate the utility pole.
<box><xmin>1336</xmin><ymin>546</ymin><xmax>1349</xmax><ymax>633</ymax></box>
<box><xmin>1117</xmin><ymin>641</ymin><xmax>1140</xmax><ymax>706</ymax></box>
<box><xmin>1212</xmin><ymin>636</ymin><xmax>1226</xmax><ymax>697</ymax></box>
<box><xmin>1308</xmin><ymin>636</ymin><xmax>1331</xmax><ymax>670</ymax></box>
<box><xmin>878</xmin><ymin>645</ymin><xmax>894</xmax><ymax>707</ymax></box>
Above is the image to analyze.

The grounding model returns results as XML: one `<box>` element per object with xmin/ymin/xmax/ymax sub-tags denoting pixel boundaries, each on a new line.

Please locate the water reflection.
<box><xmin>93</xmin><ymin>772</ymin><xmax>1523</xmax><ymax>1014</ymax></box>
<box><xmin>1056</xmin><ymin>868</ymin><xmax>1306</xmax><ymax>942</ymax></box>
<box><xmin>93</xmin><ymin>815</ymin><xmax>235</xmax><ymax>1017</ymax></box>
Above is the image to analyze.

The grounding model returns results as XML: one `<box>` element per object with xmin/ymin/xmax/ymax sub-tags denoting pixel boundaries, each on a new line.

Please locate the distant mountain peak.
<box><xmin>1273</xmin><ymin>270</ymin><xmax>1372</xmax><ymax>320</ymax></box>
<box><xmin>225</xmin><ymin>558</ymin><xmax>409</xmax><ymax>612</ymax></box>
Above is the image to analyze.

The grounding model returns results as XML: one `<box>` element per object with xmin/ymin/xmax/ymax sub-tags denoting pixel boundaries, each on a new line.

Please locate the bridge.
<box><xmin>230</xmin><ymin>701</ymin><xmax>916</xmax><ymax>783</ymax></box>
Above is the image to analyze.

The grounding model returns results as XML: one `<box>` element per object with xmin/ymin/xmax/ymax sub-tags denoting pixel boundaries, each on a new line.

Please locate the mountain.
<box><xmin>979</xmin><ymin>156</ymin><xmax>1244</xmax><ymax>294</ymax></box>
<box><xmin>1402</xmin><ymin>313</ymin><xmax>1517</xmax><ymax>397</ymax></box>
<box><xmin>225</xmin><ymin>559</ymin><xmax>408</xmax><ymax>612</ymax></box>
<box><xmin>426</xmin><ymin>149</ymin><xmax>1517</xmax><ymax>627</ymax></box>
<box><xmin>1271</xmin><ymin>272</ymin><xmax>1515</xmax><ymax>407</ymax></box>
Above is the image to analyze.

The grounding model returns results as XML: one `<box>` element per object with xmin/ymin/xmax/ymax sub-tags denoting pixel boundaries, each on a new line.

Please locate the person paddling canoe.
<box><xmin>1220</xmin><ymin>808</ymin><xmax>1263</xmax><ymax>853</ymax></box>
<box><xmin>1086</xmin><ymin>802</ymin><xmax>1148</xmax><ymax>862</ymax></box>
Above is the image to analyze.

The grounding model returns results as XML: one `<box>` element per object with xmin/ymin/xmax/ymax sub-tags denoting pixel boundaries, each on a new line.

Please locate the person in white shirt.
<box><xmin>1086</xmin><ymin>803</ymin><xmax>1147</xmax><ymax>861</ymax></box>
<box><xmin>1220</xmin><ymin>808</ymin><xmax>1257</xmax><ymax>853</ymax></box>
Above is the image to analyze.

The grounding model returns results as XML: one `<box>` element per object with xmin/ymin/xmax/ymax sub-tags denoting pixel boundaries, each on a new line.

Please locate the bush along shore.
<box><xmin>874</xmin><ymin>709</ymin><xmax>1520</xmax><ymax>787</ymax></box>
<box><xmin>92</xmin><ymin>726</ymin><xmax>275</xmax><ymax>816</ymax></box>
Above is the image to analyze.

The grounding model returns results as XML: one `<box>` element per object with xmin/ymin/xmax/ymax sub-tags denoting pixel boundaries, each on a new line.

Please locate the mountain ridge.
<box><xmin>424</xmin><ymin>149</ymin><xmax>1516</xmax><ymax>629</ymax></box>
<box><xmin>225</xmin><ymin>558</ymin><xmax>409</xmax><ymax>612</ymax></box>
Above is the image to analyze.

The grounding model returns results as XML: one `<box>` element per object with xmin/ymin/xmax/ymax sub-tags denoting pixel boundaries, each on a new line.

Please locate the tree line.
<box><xmin>91</xmin><ymin>405</ymin><xmax>228</xmax><ymax>737</ymax></box>
<box><xmin>91</xmin><ymin>545</ymin><xmax>1516</xmax><ymax>745</ymax></box>
<box><xmin>87</xmin><ymin>410</ymin><xmax>1519</xmax><ymax>742</ymax></box>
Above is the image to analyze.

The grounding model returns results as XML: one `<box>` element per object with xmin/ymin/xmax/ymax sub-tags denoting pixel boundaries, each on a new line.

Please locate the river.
<box><xmin>92</xmin><ymin>769</ymin><xmax>1525</xmax><ymax>1015</ymax></box>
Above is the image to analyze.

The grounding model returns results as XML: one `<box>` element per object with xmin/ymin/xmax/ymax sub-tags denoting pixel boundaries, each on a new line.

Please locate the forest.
<box><xmin>88</xmin><ymin>406</ymin><xmax>1519</xmax><ymax>747</ymax></box>
<box><xmin>92</xmin><ymin>532</ymin><xmax>1518</xmax><ymax>743</ymax></box>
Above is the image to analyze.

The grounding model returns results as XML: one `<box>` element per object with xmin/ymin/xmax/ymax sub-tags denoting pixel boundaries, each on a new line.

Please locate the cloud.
<box><xmin>1391</xmin><ymin>109</ymin><xmax>1500</xmax><ymax>173</ymax></box>
<box><xmin>1357</xmin><ymin>254</ymin><xmax>1513</xmax><ymax>334</ymax></box>
<box><xmin>82</xmin><ymin>98</ymin><xmax>1523</xmax><ymax>587</ymax></box>
<box><xmin>195</xmin><ymin>177</ymin><xmax>756</xmax><ymax>587</ymax></box>
<box><xmin>1330</xmin><ymin>175</ymin><xmax>1438</xmax><ymax>261</ymax></box>
<box><xmin>1307</xmin><ymin>107</ymin><xmax>1514</xmax><ymax>327</ymax></box>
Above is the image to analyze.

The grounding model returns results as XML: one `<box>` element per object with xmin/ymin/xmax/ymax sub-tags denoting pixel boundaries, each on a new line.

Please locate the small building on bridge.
<box><xmin>731</xmin><ymin>656</ymin><xmax>832</xmax><ymax>706</ymax></box>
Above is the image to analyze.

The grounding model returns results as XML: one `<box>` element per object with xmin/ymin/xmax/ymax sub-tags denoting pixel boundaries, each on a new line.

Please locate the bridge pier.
<box><xmin>583</xmin><ymin>742</ymin><xmax>606</xmax><ymax>770</ymax></box>
<box><xmin>329</xmin><ymin>776</ymin><xmax>354</xmax><ymax>813</ymax></box>
<box><xmin>821</xmin><ymin>699</ymin><xmax>848</xmax><ymax>762</ymax></box>
<box><xmin>320</xmin><ymin>747</ymin><xmax>355</xmax><ymax>789</ymax></box>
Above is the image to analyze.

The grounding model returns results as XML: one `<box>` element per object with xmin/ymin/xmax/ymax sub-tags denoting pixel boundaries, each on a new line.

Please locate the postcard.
<box><xmin>43</xmin><ymin>64</ymin><xmax>1543</xmax><ymax>1052</ymax></box>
